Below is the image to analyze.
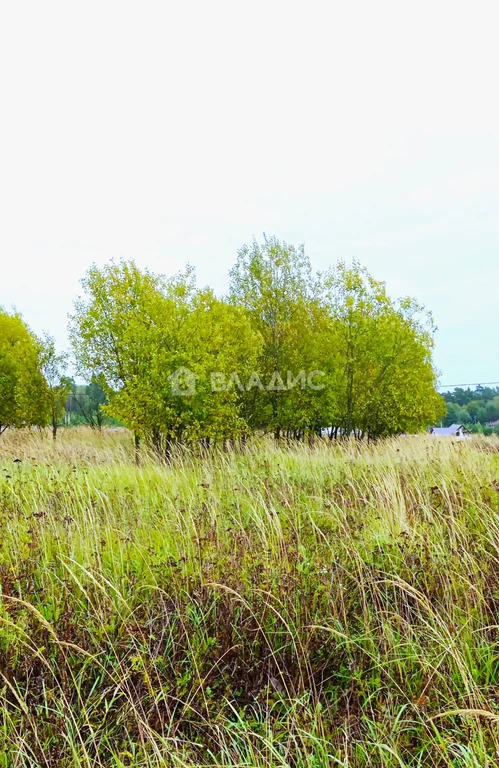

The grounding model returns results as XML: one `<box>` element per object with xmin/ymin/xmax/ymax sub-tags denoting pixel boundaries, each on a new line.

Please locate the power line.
<box><xmin>436</xmin><ymin>381</ymin><xmax>499</xmax><ymax>389</ymax></box>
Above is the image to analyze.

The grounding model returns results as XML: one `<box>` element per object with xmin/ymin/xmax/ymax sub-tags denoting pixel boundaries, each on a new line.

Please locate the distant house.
<box><xmin>429</xmin><ymin>424</ymin><xmax>471</xmax><ymax>438</ymax></box>
<box><xmin>487</xmin><ymin>419</ymin><xmax>499</xmax><ymax>428</ymax></box>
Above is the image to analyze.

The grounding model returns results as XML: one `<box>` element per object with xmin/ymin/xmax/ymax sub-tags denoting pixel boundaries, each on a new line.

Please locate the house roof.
<box><xmin>487</xmin><ymin>419</ymin><xmax>499</xmax><ymax>427</ymax></box>
<box><xmin>430</xmin><ymin>424</ymin><xmax>469</xmax><ymax>436</ymax></box>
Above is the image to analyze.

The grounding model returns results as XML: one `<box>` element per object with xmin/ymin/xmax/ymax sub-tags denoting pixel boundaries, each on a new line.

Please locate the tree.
<box><xmin>229</xmin><ymin>236</ymin><xmax>331</xmax><ymax>439</ymax></box>
<box><xmin>40</xmin><ymin>334</ymin><xmax>71</xmax><ymax>440</ymax></box>
<box><xmin>159</xmin><ymin>287</ymin><xmax>261</xmax><ymax>447</ymax></box>
<box><xmin>70</xmin><ymin>246</ymin><xmax>446</xmax><ymax>448</ymax></box>
<box><xmin>318</xmin><ymin>262</ymin><xmax>445</xmax><ymax>438</ymax></box>
<box><xmin>441</xmin><ymin>388</ymin><xmax>499</xmax><ymax>428</ymax></box>
<box><xmin>0</xmin><ymin>309</ymin><xmax>48</xmax><ymax>435</ymax></box>
<box><xmin>70</xmin><ymin>260</ymin><xmax>166</xmax><ymax>456</ymax></box>
<box><xmin>67</xmin><ymin>376</ymin><xmax>109</xmax><ymax>427</ymax></box>
<box><xmin>442</xmin><ymin>401</ymin><xmax>470</xmax><ymax>427</ymax></box>
<box><xmin>70</xmin><ymin>260</ymin><xmax>261</xmax><ymax>456</ymax></box>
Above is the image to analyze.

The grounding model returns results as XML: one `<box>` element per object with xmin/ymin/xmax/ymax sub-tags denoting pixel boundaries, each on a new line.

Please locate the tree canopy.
<box><xmin>69</xmin><ymin>239</ymin><xmax>445</xmax><ymax>451</ymax></box>
<box><xmin>0</xmin><ymin>309</ymin><xmax>49</xmax><ymax>434</ymax></box>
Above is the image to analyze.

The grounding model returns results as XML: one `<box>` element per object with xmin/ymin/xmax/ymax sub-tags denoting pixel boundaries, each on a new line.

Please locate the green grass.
<box><xmin>0</xmin><ymin>428</ymin><xmax>498</xmax><ymax>766</ymax></box>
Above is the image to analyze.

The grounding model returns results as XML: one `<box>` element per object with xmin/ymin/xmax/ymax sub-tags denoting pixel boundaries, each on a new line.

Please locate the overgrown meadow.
<box><xmin>0</xmin><ymin>428</ymin><xmax>498</xmax><ymax>767</ymax></box>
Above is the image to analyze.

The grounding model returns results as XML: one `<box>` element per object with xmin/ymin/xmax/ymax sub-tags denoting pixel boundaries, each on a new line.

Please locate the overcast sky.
<box><xmin>0</xmin><ymin>1</ymin><xmax>498</xmax><ymax>388</ymax></box>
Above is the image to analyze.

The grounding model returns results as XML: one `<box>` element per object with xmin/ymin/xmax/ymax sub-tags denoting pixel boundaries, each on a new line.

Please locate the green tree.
<box><xmin>0</xmin><ymin>309</ymin><xmax>49</xmax><ymax>434</ymax></box>
<box><xmin>318</xmin><ymin>262</ymin><xmax>445</xmax><ymax>438</ymax></box>
<box><xmin>70</xmin><ymin>247</ymin><xmax>446</xmax><ymax>448</ymax></box>
<box><xmin>116</xmin><ymin>282</ymin><xmax>261</xmax><ymax>453</ymax></box>
<box><xmin>229</xmin><ymin>236</ymin><xmax>331</xmax><ymax>439</ymax></box>
<box><xmin>70</xmin><ymin>260</ymin><xmax>261</xmax><ymax>456</ymax></box>
<box><xmin>70</xmin><ymin>260</ymin><xmax>166</xmax><ymax>455</ymax></box>
<box><xmin>40</xmin><ymin>334</ymin><xmax>72</xmax><ymax>440</ymax></box>
<box><xmin>442</xmin><ymin>401</ymin><xmax>470</xmax><ymax>427</ymax></box>
<box><xmin>68</xmin><ymin>376</ymin><xmax>109</xmax><ymax>427</ymax></box>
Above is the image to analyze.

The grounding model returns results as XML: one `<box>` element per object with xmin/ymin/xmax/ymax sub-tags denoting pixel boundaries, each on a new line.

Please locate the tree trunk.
<box><xmin>152</xmin><ymin>427</ymin><xmax>161</xmax><ymax>456</ymax></box>
<box><xmin>134</xmin><ymin>432</ymin><xmax>141</xmax><ymax>465</ymax></box>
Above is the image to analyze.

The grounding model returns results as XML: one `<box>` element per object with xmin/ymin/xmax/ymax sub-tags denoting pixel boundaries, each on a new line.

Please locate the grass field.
<box><xmin>0</xmin><ymin>428</ymin><xmax>498</xmax><ymax>767</ymax></box>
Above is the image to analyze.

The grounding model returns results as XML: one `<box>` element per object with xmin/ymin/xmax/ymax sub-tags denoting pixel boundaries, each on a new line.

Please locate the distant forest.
<box><xmin>441</xmin><ymin>386</ymin><xmax>499</xmax><ymax>434</ymax></box>
<box><xmin>64</xmin><ymin>378</ymin><xmax>118</xmax><ymax>428</ymax></box>
<box><xmin>67</xmin><ymin>381</ymin><xmax>499</xmax><ymax>437</ymax></box>
<box><xmin>64</xmin><ymin>383</ymin><xmax>499</xmax><ymax>437</ymax></box>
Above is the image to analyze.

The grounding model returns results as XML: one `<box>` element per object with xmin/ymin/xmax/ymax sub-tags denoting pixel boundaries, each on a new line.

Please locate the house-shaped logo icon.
<box><xmin>168</xmin><ymin>367</ymin><xmax>198</xmax><ymax>396</ymax></box>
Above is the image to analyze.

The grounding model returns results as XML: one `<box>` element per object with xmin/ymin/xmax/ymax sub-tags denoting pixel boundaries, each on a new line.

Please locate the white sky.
<box><xmin>0</xmin><ymin>0</ymin><xmax>498</xmax><ymax>387</ymax></box>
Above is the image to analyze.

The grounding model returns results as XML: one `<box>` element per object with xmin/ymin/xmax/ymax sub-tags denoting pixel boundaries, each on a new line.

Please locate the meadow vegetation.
<box><xmin>0</xmin><ymin>428</ymin><xmax>497</xmax><ymax>767</ymax></box>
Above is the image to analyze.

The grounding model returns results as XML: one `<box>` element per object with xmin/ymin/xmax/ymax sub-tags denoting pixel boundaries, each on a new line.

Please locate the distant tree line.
<box><xmin>441</xmin><ymin>386</ymin><xmax>499</xmax><ymax>435</ymax></box>
<box><xmin>0</xmin><ymin>236</ymin><xmax>446</xmax><ymax>449</ymax></box>
<box><xmin>64</xmin><ymin>377</ymin><xmax>118</xmax><ymax>428</ymax></box>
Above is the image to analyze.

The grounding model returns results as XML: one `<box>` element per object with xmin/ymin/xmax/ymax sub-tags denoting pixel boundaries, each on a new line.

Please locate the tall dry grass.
<box><xmin>0</xmin><ymin>428</ymin><xmax>498</xmax><ymax>766</ymax></box>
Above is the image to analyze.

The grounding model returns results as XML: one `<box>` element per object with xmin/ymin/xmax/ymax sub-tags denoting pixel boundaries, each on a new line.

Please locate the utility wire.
<box><xmin>436</xmin><ymin>381</ymin><xmax>499</xmax><ymax>389</ymax></box>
